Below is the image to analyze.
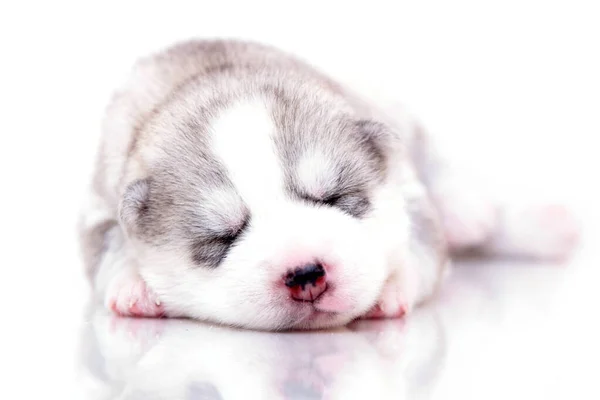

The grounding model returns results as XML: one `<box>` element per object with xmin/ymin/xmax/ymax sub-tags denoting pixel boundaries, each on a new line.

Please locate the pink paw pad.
<box><xmin>106</xmin><ymin>274</ymin><xmax>165</xmax><ymax>318</ymax></box>
<box><xmin>362</xmin><ymin>303</ymin><xmax>407</xmax><ymax>320</ymax></box>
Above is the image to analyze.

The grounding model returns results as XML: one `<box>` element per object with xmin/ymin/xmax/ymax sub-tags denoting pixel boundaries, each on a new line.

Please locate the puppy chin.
<box><xmin>179</xmin><ymin>280</ymin><xmax>379</xmax><ymax>331</ymax></box>
<box><xmin>280</xmin><ymin>291</ymin><xmax>378</xmax><ymax>331</ymax></box>
<box><xmin>287</xmin><ymin>311</ymin><xmax>358</xmax><ymax>331</ymax></box>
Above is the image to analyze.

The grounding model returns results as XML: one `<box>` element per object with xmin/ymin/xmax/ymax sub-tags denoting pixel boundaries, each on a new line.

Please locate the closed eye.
<box><xmin>301</xmin><ymin>192</ymin><xmax>370</xmax><ymax>218</ymax></box>
<box><xmin>220</xmin><ymin>216</ymin><xmax>250</xmax><ymax>242</ymax></box>
<box><xmin>301</xmin><ymin>192</ymin><xmax>346</xmax><ymax>206</ymax></box>
<box><xmin>191</xmin><ymin>216</ymin><xmax>250</xmax><ymax>268</ymax></box>
<box><xmin>322</xmin><ymin>194</ymin><xmax>343</xmax><ymax>206</ymax></box>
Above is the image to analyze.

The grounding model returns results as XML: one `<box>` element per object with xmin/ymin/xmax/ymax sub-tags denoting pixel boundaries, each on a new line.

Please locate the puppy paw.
<box><xmin>362</xmin><ymin>303</ymin><xmax>408</xmax><ymax>319</ymax></box>
<box><xmin>105</xmin><ymin>271</ymin><xmax>165</xmax><ymax>318</ymax></box>
<box><xmin>496</xmin><ymin>204</ymin><xmax>580</xmax><ymax>260</ymax></box>
<box><xmin>360</xmin><ymin>278</ymin><xmax>409</xmax><ymax>320</ymax></box>
<box><xmin>434</xmin><ymin>185</ymin><xmax>498</xmax><ymax>250</ymax></box>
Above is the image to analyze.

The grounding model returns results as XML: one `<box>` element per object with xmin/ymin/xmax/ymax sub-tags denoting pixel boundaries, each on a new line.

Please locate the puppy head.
<box><xmin>120</xmin><ymin>86</ymin><xmax>410</xmax><ymax>330</ymax></box>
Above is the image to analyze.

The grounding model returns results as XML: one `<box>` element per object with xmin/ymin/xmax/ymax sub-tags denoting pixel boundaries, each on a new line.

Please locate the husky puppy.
<box><xmin>79</xmin><ymin>40</ymin><xmax>579</xmax><ymax>330</ymax></box>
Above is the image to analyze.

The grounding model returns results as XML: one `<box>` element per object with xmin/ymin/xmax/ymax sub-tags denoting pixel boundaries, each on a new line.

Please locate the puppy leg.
<box><xmin>409</xmin><ymin>124</ymin><xmax>579</xmax><ymax>259</ymax></box>
<box><xmin>363</xmin><ymin>273</ymin><xmax>409</xmax><ymax>319</ymax></box>
<box><xmin>79</xmin><ymin>199</ymin><xmax>164</xmax><ymax>318</ymax></box>
<box><xmin>408</xmin><ymin>124</ymin><xmax>500</xmax><ymax>252</ymax></box>
<box><xmin>481</xmin><ymin>203</ymin><xmax>580</xmax><ymax>260</ymax></box>
<box><xmin>363</xmin><ymin>188</ymin><xmax>448</xmax><ymax>319</ymax></box>
<box><xmin>429</xmin><ymin>176</ymin><xmax>499</xmax><ymax>251</ymax></box>
<box><xmin>103</xmin><ymin>263</ymin><xmax>165</xmax><ymax>318</ymax></box>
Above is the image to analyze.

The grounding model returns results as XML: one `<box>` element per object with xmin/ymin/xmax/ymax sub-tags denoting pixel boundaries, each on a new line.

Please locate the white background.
<box><xmin>0</xmin><ymin>1</ymin><xmax>598</xmax><ymax>398</ymax></box>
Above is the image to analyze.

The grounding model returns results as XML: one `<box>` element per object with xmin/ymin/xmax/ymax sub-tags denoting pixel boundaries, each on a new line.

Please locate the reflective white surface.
<box><xmin>74</xmin><ymin>233</ymin><xmax>600</xmax><ymax>399</ymax></box>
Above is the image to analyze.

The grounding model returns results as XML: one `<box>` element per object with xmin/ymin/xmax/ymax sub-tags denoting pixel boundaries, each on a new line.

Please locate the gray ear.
<box><xmin>354</xmin><ymin>119</ymin><xmax>397</xmax><ymax>163</ymax></box>
<box><xmin>119</xmin><ymin>178</ymin><xmax>151</xmax><ymax>234</ymax></box>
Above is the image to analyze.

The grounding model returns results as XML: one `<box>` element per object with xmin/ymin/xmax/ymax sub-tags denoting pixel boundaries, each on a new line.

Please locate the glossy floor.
<box><xmin>71</xmin><ymin>237</ymin><xmax>599</xmax><ymax>399</ymax></box>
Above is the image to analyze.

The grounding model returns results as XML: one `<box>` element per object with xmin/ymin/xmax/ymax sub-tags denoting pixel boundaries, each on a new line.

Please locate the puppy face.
<box><xmin>120</xmin><ymin>87</ymin><xmax>410</xmax><ymax>330</ymax></box>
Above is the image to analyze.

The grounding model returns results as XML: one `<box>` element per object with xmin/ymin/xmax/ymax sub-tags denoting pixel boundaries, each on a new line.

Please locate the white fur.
<box><xmin>210</xmin><ymin>100</ymin><xmax>284</xmax><ymax>209</ymax></box>
<box><xmin>296</xmin><ymin>150</ymin><xmax>338</xmax><ymax>198</ymax></box>
<box><xmin>194</xmin><ymin>187</ymin><xmax>248</xmax><ymax>235</ymax></box>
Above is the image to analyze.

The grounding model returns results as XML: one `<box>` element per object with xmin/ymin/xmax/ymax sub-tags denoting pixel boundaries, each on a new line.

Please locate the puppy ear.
<box><xmin>119</xmin><ymin>178</ymin><xmax>151</xmax><ymax>235</ymax></box>
<box><xmin>354</xmin><ymin>119</ymin><xmax>399</xmax><ymax>163</ymax></box>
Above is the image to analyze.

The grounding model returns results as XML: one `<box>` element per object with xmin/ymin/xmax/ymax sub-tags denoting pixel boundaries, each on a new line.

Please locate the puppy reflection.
<box><xmin>80</xmin><ymin>311</ymin><xmax>445</xmax><ymax>400</ymax></box>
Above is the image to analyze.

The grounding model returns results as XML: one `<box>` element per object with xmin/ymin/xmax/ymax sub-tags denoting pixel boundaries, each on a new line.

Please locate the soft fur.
<box><xmin>79</xmin><ymin>40</ymin><xmax>578</xmax><ymax>330</ymax></box>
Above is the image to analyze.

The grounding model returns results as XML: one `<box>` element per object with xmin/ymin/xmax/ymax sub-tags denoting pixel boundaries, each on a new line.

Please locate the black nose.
<box><xmin>284</xmin><ymin>263</ymin><xmax>326</xmax><ymax>290</ymax></box>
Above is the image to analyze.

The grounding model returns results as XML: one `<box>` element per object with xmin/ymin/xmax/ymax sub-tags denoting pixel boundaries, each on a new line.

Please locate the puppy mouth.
<box><xmin>293</xmin><ymin>302</ymin><xmax>338</xmax><ymax>317</ymax></box>
<box><xmin>276</xmin><ymin>279</ymin><xmax>358</xmax><ymax>329</ymax></box>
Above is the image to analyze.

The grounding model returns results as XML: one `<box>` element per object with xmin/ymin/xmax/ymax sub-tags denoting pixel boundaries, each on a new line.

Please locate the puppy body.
<box><xmin>80</xmin><ymin>40</ymin><xmax>577</xmax><ymax>330</ymax></box>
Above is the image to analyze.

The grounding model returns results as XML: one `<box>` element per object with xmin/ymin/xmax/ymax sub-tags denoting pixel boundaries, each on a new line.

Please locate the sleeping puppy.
<box><xmin>79</xmin><ymin>40</ymin><xmax>579</xmax><ymax>330</ymax></box>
